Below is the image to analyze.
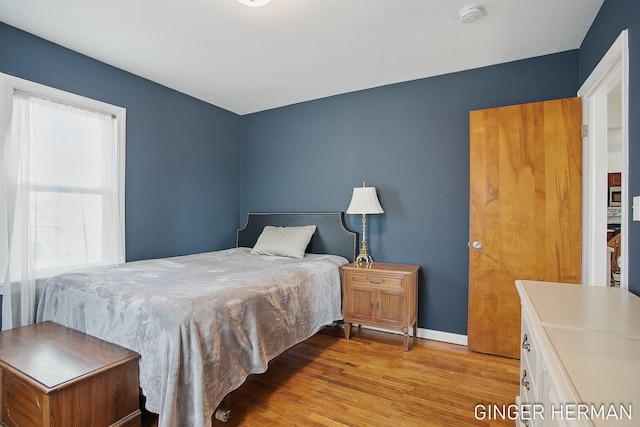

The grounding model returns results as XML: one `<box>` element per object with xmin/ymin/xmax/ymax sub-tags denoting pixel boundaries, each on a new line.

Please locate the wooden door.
<box><xmin>468</xmin><ymin>97</ymin><xmax>582</xmax><ymax>358</ymax></box>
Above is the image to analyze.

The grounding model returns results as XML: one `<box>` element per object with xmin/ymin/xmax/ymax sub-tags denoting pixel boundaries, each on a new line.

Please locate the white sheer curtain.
<box><xmin>1</xmin><ymin>86</ymin><xmax>125</xmax><ymax>330</ymax></box>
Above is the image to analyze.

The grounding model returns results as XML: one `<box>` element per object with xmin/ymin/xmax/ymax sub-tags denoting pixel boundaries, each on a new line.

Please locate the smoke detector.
<box><xmin>459</xmin><ymin>4</ymin><xmax>485</xmax><ymax>23</ymax></box>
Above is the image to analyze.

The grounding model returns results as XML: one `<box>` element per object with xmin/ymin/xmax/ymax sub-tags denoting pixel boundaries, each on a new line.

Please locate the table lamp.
<box><xmin>346</xmin><ymin>182</ymin><xmax>384</xmax><ymax>264</ymax></box>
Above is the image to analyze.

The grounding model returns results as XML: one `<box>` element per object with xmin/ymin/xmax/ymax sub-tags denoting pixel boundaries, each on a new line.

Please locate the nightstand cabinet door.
<box><xmin>347</xmin><ymin>285</ymin><xmax>376</xmax><ymax>322</ymax></box>
<box><xmin>377</xmin><ymin>287</ymin><xmax>403</xmax><ymax>326</ymax></box>
<box><xmin>342</xmin><ymin>262</ymin><xmax>420</xmax><ymax>351</ymax></box>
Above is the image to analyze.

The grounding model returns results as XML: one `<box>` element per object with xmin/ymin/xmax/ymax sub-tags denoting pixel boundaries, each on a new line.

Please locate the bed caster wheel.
<box><xmin>215</xmin><ymin>408</ymin><xmax>231</xmax><ymax>422</ymax></box>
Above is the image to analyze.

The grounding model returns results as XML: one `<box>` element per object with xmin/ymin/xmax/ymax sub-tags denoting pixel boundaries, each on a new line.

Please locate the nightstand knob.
<box><xmin>366</xmin><ymin>277</ymin><xmax>385</xmax><ymax>284</ymax></box>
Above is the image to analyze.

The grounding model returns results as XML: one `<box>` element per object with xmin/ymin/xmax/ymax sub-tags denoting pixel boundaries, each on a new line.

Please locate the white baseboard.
<box><xmin>355</xmin><ymin>324</ymin><xmax>468</xmax><ymax>346</ymax></box>
<box><xmin>417</xmin><ymin>327</ymin><xmax>468</xmax><ymax>346</ymax></box>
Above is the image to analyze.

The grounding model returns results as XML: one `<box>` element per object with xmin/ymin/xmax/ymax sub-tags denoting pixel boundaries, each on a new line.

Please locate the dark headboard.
<box><xmin>236</xmin><ymin>212</ymin><xmax>357</xmax><ymax>262</ymax></box>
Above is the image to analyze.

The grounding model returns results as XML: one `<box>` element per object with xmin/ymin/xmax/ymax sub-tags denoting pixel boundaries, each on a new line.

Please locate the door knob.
<box><xmin>472</xmin><ymin>241</ymin><xmax>483</xmax><ymax>250</ymax></box>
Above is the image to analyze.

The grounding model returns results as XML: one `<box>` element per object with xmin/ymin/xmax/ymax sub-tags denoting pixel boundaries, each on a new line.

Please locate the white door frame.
<box><xmin>578</xmin><ymin>30</ymin><xmax>629</xmax><ymax>288</ymax></box>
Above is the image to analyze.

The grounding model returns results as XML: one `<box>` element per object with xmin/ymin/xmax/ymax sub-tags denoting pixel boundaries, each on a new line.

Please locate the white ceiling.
<box><xmin>0</xmin><ymin>0</ymin><xmax>604</xmax><ymax>115</ymax></box>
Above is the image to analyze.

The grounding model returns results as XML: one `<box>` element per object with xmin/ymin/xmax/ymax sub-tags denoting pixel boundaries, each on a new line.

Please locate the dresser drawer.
<box><xmin>517</xmin><ymin>387</ymin><xmax>541</xmax><ymax>427</ymax></box>
<box><xmin>519</xmin><ymin>365</ymin><xmax>537</xmax><ymax>405</ymax></box>
<box><xmin>520</xmin><ymin>312</ymin><xmax>539</xmax><ymax>385</ymax></box>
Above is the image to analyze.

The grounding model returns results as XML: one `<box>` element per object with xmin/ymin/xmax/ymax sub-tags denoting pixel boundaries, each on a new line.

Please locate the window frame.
<box><xmin>1</xmin><ymin>72</ymin><xmax>127</xmax><ymax>272</ymax></box>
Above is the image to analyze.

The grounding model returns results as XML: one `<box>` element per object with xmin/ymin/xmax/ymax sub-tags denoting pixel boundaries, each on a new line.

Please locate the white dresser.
<box><xmin>515</xmin><ymin>280</ymin><xmax>640</xmax><ymax>427</ymax></box>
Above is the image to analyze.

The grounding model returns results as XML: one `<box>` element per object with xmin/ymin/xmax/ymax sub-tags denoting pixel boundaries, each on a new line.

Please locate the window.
<box><xmin>13</xmin><ymin>91</ymin><xmax>126</xmax><ymax>275</ymax></box>
<box><xmin>1</xmin><ymin>73</ymin><xmax>125</xmax><ymax>328</ymax></box>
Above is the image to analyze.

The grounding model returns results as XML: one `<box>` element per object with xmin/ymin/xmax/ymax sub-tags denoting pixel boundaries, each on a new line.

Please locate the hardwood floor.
<box><xmin>142</xmin><ymin>326</ymin><xmax>519</xmax><ymax>427</ymax></box>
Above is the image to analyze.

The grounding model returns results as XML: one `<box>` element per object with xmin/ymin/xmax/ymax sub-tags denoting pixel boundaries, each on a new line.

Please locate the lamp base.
<box><xmin>355</xmin><ymin>249</ymin><xmax>373</xmax><ymax>265</ymax></box>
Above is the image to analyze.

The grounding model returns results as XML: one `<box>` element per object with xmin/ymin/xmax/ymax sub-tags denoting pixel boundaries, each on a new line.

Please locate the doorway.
<box><xmin>578</xmin><ymin>30</ymin><xmax>629</xmax><ymax>289</ymax></box>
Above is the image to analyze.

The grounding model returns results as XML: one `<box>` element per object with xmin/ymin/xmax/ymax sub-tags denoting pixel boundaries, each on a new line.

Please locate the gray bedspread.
<box><xmin>36</xmin><ymin>247</ymin><xmax>346</xmax><ymax>427</ymax></box>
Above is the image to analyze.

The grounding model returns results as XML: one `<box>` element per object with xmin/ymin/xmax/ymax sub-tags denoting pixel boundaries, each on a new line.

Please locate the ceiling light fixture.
<box><xmin>238</xmin><ymin>0</ymin><xmax>271</xmax><ymax>7</ymax></box>
<box><xmin>459</xmin><ymin>4</ymin><xmax>485</xmax><ymax>23</ymax></box>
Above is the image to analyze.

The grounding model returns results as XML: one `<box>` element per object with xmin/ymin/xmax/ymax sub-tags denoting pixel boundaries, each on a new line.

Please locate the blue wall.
<box><xmin>2</xmin><ymin>0</ymin><xmax>636</xmax><ymax>337</ymax></box>
<box><xmin>241</xmin><ymin>52</ymin><xmax>579</xmax><ymax>335</ymax></box>
<box><xmin>578</xmin><ymin>0</ymin><xmax>640</xmax><ymax>296</ymax></box>
<box><xmin>0</xmin><ymin>22</ymin><xmax>243</xmax><ymax>261</ymax></box>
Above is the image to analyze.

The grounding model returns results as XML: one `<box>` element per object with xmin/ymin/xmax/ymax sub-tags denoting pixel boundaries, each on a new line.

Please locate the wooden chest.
<box><xmin>0</xmin><ymin>321</ymin><xmax>141</xmax><ymax>427</ymax></box>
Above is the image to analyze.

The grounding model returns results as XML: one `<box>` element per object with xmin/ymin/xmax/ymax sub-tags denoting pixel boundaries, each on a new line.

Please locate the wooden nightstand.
<box><xmin>342</xmin><ymin>262</ymin><xmax>420</xmax><ymax>351</ymax></box>
<box><xmin>0</xmin><ymin>321</ymin><xmax>141</xmax><ymax>427</ymax></box>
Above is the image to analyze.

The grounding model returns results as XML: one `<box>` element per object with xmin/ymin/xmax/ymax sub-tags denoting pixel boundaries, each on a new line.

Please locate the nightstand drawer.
<box><xmin>347</xmin><ymin>272</ymin><xmax>403</xmax><ymax>288</ymax></box>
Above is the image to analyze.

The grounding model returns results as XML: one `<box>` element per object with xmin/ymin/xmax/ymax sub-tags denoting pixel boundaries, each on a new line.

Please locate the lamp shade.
<box><xmin>237</xmin><ymin>0</ymin><xmax>271</xmax><ymax>6</ymax></box>
<box><xmin>346</xmin><ymin>187</ymin><xmax>384</xmax><ymax>215</ymax></box>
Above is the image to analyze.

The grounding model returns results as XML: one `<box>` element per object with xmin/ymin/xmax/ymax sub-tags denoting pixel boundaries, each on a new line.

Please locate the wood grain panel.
<box><xmin>50</xmin><ymin>361</ymin><xmax>141</xmax><ymax>426</ymax></box>
<box><xmin>349</xmin><ymin>287</ymin><xmax>375</xmax><ymax>321</ymax></box>
<box><xmin>3</xmin><ymin>372</ymin><xmax>43</xmax><ymax>426</ymax></box>
<box><xmin>468</xmin><ymin>97</ymin><xmax>582</xmax><ymax>359</ymax></box>
<box><xmin>377</xmin><ymin>290</ymin><xmax>403</xmax><ymax>325</ymax></box>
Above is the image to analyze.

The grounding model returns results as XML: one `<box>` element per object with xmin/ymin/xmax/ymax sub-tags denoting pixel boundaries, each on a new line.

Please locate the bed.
<box><xmin>36</xmin><ymin>212</ymin><xmax>357</xmax><ymax>427</ymax></box>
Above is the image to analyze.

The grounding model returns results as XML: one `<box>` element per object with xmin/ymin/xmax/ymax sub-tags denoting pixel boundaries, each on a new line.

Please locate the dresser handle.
<box><xmin>366</xmin><ymin>277</ymin><xmax>385</xmax><ymax>284</ymax></box>
<box><xmin>522</xmin><ymin>334</ymin><xmax>531</xmax><ymax>352</ymax></box>
<box><xmin>521</xmin><ymin>369</ymin><xmax>530</xmax><ymax>391</ymax></box>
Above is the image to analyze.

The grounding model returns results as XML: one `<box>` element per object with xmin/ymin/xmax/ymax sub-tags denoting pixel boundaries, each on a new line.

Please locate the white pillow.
<box><xmin>251</xmin><ymin>225</ymin><xmax>317</xmax><ymax>259</ymax></box>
